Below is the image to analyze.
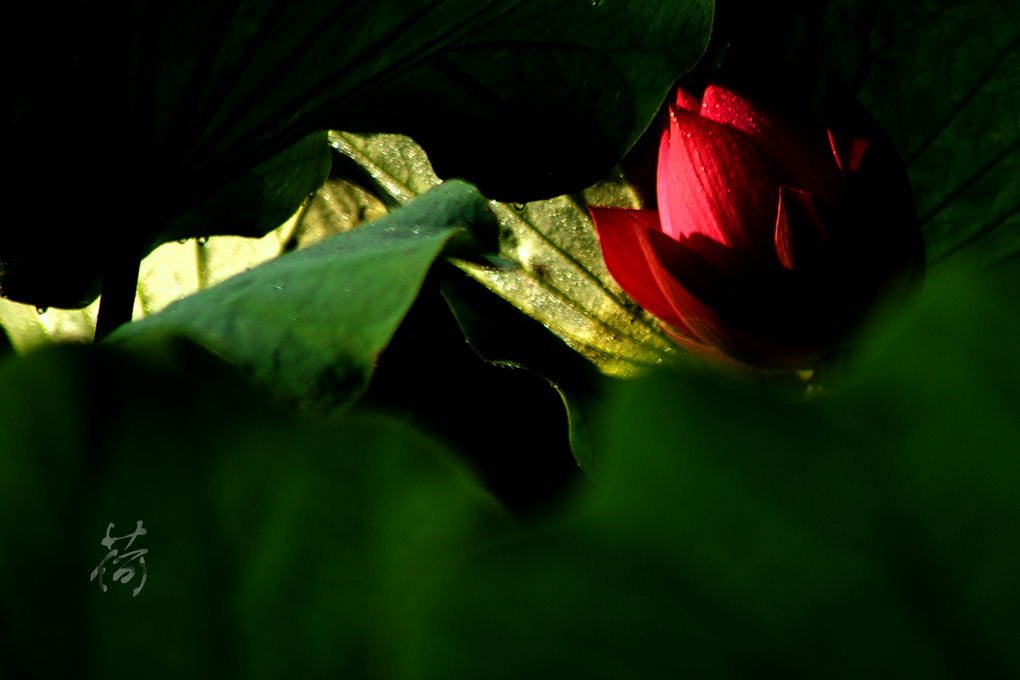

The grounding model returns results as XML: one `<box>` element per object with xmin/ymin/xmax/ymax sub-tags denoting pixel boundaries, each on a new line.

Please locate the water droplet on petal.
<box><xmin>512</xmin><ymin>202</ymin><xmax>526</xmax><ymax>211</ymax></box>
<box><xmin>35</xmin><ymin>306</ymin><xmax>48</xmax><ymax>315</ymax></box>
<box><xmin>197</xmin><ymin>236</ymin><xmax>210</xmax><ymax>246</ymax></box>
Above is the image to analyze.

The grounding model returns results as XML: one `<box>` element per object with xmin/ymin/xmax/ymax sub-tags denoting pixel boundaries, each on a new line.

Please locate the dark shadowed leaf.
<box><xmin>354</xmin><ymin>271</ymin><xmax>585</xmax><ymax>516</ymax></box>
<box><xmin>0</xmin><ymin>327</ymin><xmax>11</xmax><ymax>359</ymax></box>
<box><xmin>107</xmin><ymin>181</ymin><xmax>498</xmax><ymax>412</ymax></box>
<box><xmin>354</xmin><ymin>0</ymin><xmax>715</xmax><ymax>202</ymax></box>
<box><xmin>161</xmin><ymin>131</ymin><xmax>331</xmax><ymax>242</ymax></box>
<box><xmin>2</xmin><ymin>0</ymin><xmax>712</xmax><ymax>309</ymax></box>
<box><xmin>825</xmin><ymin>0</ymin><xmax>1020</xmax><ymax>272</ymax></box>
<box><xmin>440</xmin><ymin>268</ymin><xmax>618</xmax><ymax>474</ymax></box>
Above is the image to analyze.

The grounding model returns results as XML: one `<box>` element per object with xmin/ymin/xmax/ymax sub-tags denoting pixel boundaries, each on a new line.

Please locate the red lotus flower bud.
<box><xmin>591</xmin><ymin>80</ymin><xmax>924</xmax><ymax>369</ymax></box>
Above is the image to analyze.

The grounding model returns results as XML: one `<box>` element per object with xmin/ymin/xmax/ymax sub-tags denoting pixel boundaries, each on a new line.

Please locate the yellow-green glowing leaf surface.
<box><xmin>331</xmin><ymin>131</ymin><xmax>678</xmax><ymax>377</ymax></box>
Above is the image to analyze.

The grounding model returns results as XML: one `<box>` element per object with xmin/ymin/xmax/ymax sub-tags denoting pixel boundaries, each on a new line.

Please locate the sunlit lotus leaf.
<box><xmin>286</xmin><ymin>175</ymin><xmax>389</xmax><ymax>249</ymax></box>
<box><xmin>0</xmin><ymin>223</ymin><xmax>299</xmax><ymax>352</ymax></box>
<box><xmin>331</xmin><ymin>132</ymin><xmax>679</xmax><ymax>378</ymax></box>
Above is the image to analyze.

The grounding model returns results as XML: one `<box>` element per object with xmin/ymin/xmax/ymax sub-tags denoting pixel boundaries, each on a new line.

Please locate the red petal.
<box><xmin>657</xmin><ymin>104</ymin><xmax>788</xmax><ymax>265</ymax></box>
<box><xmin>589</xmin><ymin>206</ymin><xmax>696</xmax><ymax>336</ymax></box>
<box><xmin>698</xmin><ymin>83</ymin><xmax>849</xmax><ymax>209</ymax></box>
<box><xmin>646</xmin><ymin>228</ymin><xmax>733</xmax><ymax>309</ymax></box>
<box><xmin>593</xmin><ymin>207</ymin><xmax>829</xmax><ymax>367</ymax></box>
<box><xmin>824</xmin><ymin>78</ymin><xmax>916</xmax><ymax>229</ymax></box>
<box><xmin>829</xmin><ymin>135</ymin><xmax>870</xmax><ymax>173</ymax></box>
<box><xmin>674</xmin><ymin>86</ymin><xmax>702</xmax><ymax>113</ymax></box>
<box><xmin>774</xmin><ymin>187</ymin><xmax>829</xmax><ymax>272</ymax></box>
<box><xmin>643</xmin><ymin>228</ymin><xmax>735</xmax><ymax>351</ymax></box>
<box><xmin>824</xmin><ymin>77</ymin><xmax>925</xmax><ymax>283</ymax></box>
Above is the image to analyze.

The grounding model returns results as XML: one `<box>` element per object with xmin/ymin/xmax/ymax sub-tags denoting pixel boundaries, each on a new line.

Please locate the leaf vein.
<box><xmin>904</xmin><ymin>34</ymin><xmax>1020</xmax><ymax>167</ymax></box>
<box><xmin>917</xmin><ymin>134</ymin><xmax>1020</xmax><ymax>227</ymax></box>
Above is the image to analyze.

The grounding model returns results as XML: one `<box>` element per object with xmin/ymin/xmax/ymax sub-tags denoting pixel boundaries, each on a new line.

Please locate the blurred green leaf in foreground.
<box><xmin>0</xmin><ymin>338</ymin><xmax>508</xmax><ymax>679</ymax></box>
<box><xmin>414</xmin><ymin>261</ymin><xmax>1020</xmax><ymax>678</ymax></box>
<box><xmin>1</xmin><ymin>252</ymin><xmax>1019</xmax><ymax>680</ymax></box>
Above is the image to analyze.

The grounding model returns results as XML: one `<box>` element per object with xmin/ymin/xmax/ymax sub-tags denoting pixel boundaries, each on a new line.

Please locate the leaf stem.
<box><xmin>94</xmin><ymin>242</ymin><xmax>141</xmax><ymax>342</ymax></box>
